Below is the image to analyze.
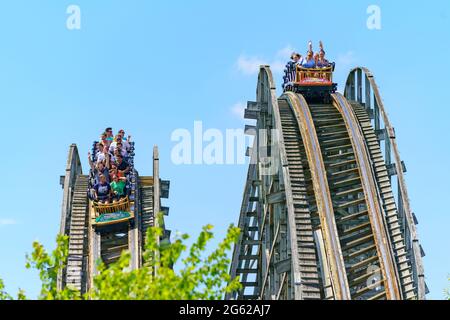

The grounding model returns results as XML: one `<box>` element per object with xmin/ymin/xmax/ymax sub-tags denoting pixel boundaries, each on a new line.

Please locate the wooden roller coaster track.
<box><xmin>227</xmin><ymin>65</ymin><xmax>426</xmax><ymax>300</ymax></box>
<box><xmin>57</xmin><ymin>144</ymin><xmax>170</xmax><ymax>294</ymax></box>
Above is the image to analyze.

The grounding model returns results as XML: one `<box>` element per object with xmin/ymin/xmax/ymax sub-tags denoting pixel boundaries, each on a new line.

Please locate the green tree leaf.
<box><xmin>1</xmin><ymin>215</ymin><xmax>241</xmax><ymax>300</ymax></box>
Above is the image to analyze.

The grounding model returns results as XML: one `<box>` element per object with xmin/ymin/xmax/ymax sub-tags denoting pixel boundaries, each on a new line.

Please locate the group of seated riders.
<box><xmin>88</xmin><ymin>127</ymin><xmax>132</xmax><ymax>204</ymax></box>
<box><xmin>283</xmin><ymin>41</ymin><xmax>335</xmax><ymax>89</ymax></box>
<box><xmin>288</xmin><ymin>41</ymin><xmax>333</xmax><ymax>69</ymax></box>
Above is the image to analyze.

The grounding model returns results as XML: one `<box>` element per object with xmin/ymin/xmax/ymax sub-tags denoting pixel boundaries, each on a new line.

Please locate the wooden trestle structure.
<box><xmin>57</xmin><ymin>145</ymin><xmax>170</xmax><ymax>294</ymax></box>
<box><xmin>227</xmin><ymin>66</ymin><xmax>427</xmax><ymax>300</ymax></box>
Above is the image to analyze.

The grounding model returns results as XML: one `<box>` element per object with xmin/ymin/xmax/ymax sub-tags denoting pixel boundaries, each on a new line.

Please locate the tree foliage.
<box><xmin>0</xmin><ymin>279</ymin><xmax>13</xmax><ymax>300</ymax></box>
<box><xmin>0</xmin><ymin>217</ymin><xmax>241</xmax><ymax>300</ymax></box>
<box><xmin>446</xmin><ymin>276</ymin><xmax>450</xmax><ymax>300</ymax></box>
<box><xmin>25</xmin><ymin>234</ymin><xmax>81</xmax><ymax>300</ymax></box>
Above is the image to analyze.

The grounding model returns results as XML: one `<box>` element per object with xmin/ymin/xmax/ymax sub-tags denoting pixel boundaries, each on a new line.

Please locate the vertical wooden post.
<box><xmin>357</xmin><ymin>69</ymin><xmax>363</xmax><ymax>103</ymax></box>
<box><xmin>90</xmin><ymin>230</ymin><xmax>101</xmax><ymax>289</ymax></box>
<box><xmin>57</xmin><ymin>144</ymin><xmax>82</xmax><ymax>291</ymax></box>
<box><xmin>153</xmin><ymin>146</ymin><xmax>160</xmax><ymax>273</ymax></box>
<box><xmin>365</xmin><ymin>75</ymin><xmax>371</xmax><ymax>111</ymax></box>
<box><xmin>350</xmin><ymin>71</ymin><xmax>356</xmax><ymax>101</ymax></box>
<box><xmin>374</xmin><ymin>95</ymin><xmax>381</xmax><ymax>132</ymax></box>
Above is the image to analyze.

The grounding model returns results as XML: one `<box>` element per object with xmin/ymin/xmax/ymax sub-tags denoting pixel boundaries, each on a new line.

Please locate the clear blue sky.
<box><xmin>0</xmin><ymin>0</ymin><xmax>448</xmax><ymax>299</ymax></box>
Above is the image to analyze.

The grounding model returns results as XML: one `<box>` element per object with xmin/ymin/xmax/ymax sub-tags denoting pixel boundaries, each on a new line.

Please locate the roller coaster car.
<box><xmin>92</xmin><ymin>196</ymin><xmax>134</xmax><ymax>228</ymax></box>
<box><xmin>287</xmin><ymin>65</ymin><xmax>337</xmax><ymax>102</ymax></box>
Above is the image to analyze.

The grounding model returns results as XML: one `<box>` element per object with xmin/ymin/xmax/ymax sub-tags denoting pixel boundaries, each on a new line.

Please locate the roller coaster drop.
<box><xmin>57</xmin><ymin>144</ymin><xmax>170</xmax><ymax>294</ymax></box>
<box><xmin>56</xmin><ymin>65</ymin><xmax>426</xmax><ymax>301</ymax></box>
<box><xmin>227</xmin><ymin>66</ymin><xmax>427</xmax><ymax>300</ymax></box>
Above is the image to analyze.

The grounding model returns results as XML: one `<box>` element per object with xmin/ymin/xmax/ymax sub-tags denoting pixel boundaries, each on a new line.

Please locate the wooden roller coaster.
<box><xmin>57</xmin><ymin>144</ymin><xmax>170</xmax><ymax>294</ymax></box>
<box><xmin>55</xmin><ymin>63</ymin><xmax>426</xmax><ymax>301</ymax></box>
<box><xmin>227</xmin><ymin>66</ymin><xmax>427</xmax><ymax>300</ymax></box>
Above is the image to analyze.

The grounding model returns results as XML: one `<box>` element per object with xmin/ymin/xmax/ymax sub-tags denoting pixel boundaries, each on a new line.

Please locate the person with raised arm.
<box><xmin>317</xmin><ymin>41</ymin><xmax>331</xmax><ymax>68</ymax></box>
<box><xmin>88</xmin><ymin>152</ymin><xmax>110</xmax><ymax>185</ymax></box>
<box><xmin>302</xmin><ymin>41</ymin><xmax>316</xmax><ymax>68</ymax></box>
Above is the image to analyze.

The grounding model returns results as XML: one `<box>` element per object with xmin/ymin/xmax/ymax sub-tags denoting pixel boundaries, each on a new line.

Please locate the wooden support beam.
<box><xmin>245</xmin><ymin>125</ymin><xmax>257</xmax><ymax>135</ymax></box>
<box><xmin>153</xmin><ymin>146</ymin><xmax>161</xmax><ymax>273</ymax></box>
<box><xmin>243</xmin><ymin>240</ymin><xmax>260</xmax><ymax>246</ymax></box>
<box><xmin>245</xmin><ymin>101</ymin><xmax>260</xmax><ymax>120</ymax></box>
<box><xmin>246</xmin><ymin>211</ymin><xmax>257</xmax><ymax>217</ymax></box>
<box><xmin>274</xmin><ymin>259</ymin><xmax>291</xmax><ymax>274</ymax></box>
<box><xmin>161</xmin><ymin>206</ymin><xmax>170</xmax><ymax>216</ymax></box>
<box><xmin>237</xmin><ymin>268</ymin><xmax>258</xmax><ymax>274</ymax></box>
<box><xmin>267</xmin><ymin>191</ymin><xmax>286</xmax><ymax>204</ymax></box>
<box><xmin>160</xmin><ymin>180</ymin><xmax>170</xmax><ymax>199</ymax></box>
<box><xmin>239</xmin><ymin>255</ymin><xmax>259</xmax><ymax>260</ymax></box>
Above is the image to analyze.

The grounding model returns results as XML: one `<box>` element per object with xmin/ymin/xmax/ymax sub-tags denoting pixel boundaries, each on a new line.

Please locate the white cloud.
<box><xmin>236</xmin><ymin>45</ymin><xmax>296</xmax><ymax>76</ymax></box>
<box><xmin>235</xmin><ymin>46</ymin><xmax>357</xmax><ymax>78</ymax></box>
<box><xmin>236</xmin><ymin>55</ymin><xmax>268</xmax><ymax>75</ymax></box>
<box><xmin>270</xmin><ymin>61</ymin><xmax>287</xmax><ymax>74</ymax></box>
<box><xmin>275</xmin><ymin>45</ymin><xmax>296</xmax><ymax>59</ymax></box>
<box><xmin>337</xmin><ymin>51</ymin><xmax>357</xmax><ymax>69</ymax></box>
<box><xmin>230</xmin><ymin>102</ymin><xmax>246</xmax><ymax>120</ymax></box>
<box><xmin>0</xmin><ymin>218</ymin><xmax>17</xmax><ymax>226</ymax></box>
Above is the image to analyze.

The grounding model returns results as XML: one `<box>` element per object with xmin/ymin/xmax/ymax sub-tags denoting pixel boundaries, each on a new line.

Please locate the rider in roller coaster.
<box><xmin>301</xmin><ymin>41</ymin><xmax>316</xmax><ymax>68</ymax></box>
<box><xmin>89</xmin><ymin>127</ymin><xmax>133</xmax><ymax>206</ymax></box>
<box><xmin>316</xmin><ymin>41</ymin><xmax>330</xmax><ymax>68</ymax></box>
<box><xmin>282</xmin><ymin>40</ymin><xmax>335</xmax><ymax>90</ymax></box>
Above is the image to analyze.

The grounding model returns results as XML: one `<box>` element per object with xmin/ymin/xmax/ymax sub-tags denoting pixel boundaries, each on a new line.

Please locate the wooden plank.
<box><xmin>275</xmin><ymin>259</ymin><xmax>291</xmax><ymax>274</ymax></box>
<box><xmin>267</xmin><ymin>191</ymin><xmax>286</xmax><ymax>204</ymax></box>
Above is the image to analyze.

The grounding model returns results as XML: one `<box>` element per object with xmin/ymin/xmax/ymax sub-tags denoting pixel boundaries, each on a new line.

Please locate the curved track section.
<box><xmin>331</xmin><ymin>93</ymin><xmax>401</xmax><ymax>299</ymax></box>
<box><xmin>229</xmin><ymin>65</ymin><xmax>425</xmax><ymax>300</ymax></box>
<box><xmin>283</xmin><ymin>92</ymin><xmax>350</xmax><ymax>300</ymax></box>
<box><xmin>345</xmin><ymin>67</ymin><xmax>426</xmax><ymax>299</ymax></box>
<box><xmin>308</xmin><ymin>100</ymin><xmax>389</xmax><ymax>299</ymax></box>
<box><xmin>65</xmin><ymin>175</ymin><xmax>89</xmax><ymax>292</ymax></box>
<box><xmin>274</xmin><ymin>96</ymin><xmax>321</xmax><ymax>300</ymax></box>
<box><xmin>349</xmin><ymin>101</ymin><xmax>416</xmax><ymax>299</ymax></box>
<box><xmin>228</xmin><ymin>66</ymin><xmax>323</xmax><ymax>300</ymax></box>
<box><xmin>58</xmin><ymin>144</ymin><xmax>89</xmax><ymax>292</ymax></box>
